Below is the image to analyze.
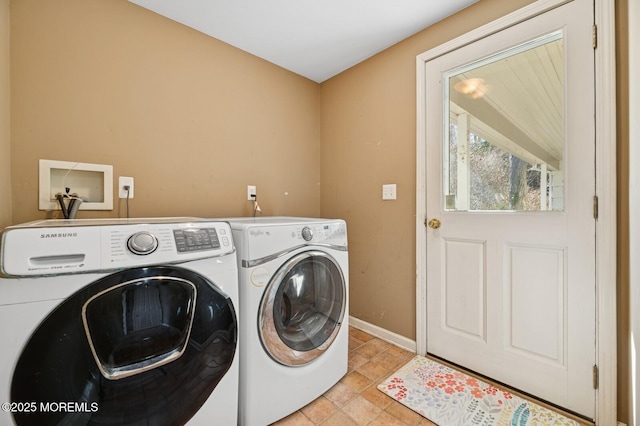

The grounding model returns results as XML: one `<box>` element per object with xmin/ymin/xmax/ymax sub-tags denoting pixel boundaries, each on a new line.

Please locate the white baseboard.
<box><xmin>348</xmin><ymin>316</ymin><xmax>417</xmax><ymax>353</ymax></box>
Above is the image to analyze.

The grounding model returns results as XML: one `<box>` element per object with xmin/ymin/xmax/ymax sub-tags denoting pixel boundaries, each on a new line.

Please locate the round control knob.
<box><xmin>127</xmin><ymin>232</ymin><xmax>158</xmax><ymax>255</ymax></box>
<box><xmin>301</xmin><ymin>227</ymin><xmax>313</xmax><ymax>241</ymax></box>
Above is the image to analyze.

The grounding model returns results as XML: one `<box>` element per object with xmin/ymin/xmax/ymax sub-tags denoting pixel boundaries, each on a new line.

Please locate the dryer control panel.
<box><xmin>238</xmin><ymin>219</ymin><xmax>347</xmax><ymax>261</ymax></box>
<box><xmin>0</xmin><ymin>218</ymin><xmax>235</xmax><ymax>277</ymax></box>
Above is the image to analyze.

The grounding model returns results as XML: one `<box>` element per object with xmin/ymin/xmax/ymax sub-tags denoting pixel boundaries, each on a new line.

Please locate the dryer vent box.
<box><xmin>39</xmin><ymin>159</ymin><xmax>114</xmax><ymax>211</ymax></box>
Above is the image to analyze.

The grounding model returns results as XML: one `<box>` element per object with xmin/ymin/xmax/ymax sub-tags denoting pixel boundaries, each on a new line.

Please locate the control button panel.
<box><xmin>0</xmin><ymin>220</ymin><xmax>236</xmax><ymax>277</ymax></box>
<box><xmin>173</xmin><ymin>228</ymin><xmax>221</xmax><ymax>253</ymax></box>
<box><xmin>293</xmin><ymin>223</ymin><xmax>343</xmax><ymax>243</ymax></box>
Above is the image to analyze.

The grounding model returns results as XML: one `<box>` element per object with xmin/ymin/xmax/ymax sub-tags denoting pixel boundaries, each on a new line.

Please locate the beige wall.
<box><xmin>0</xmin><ymin>0</ymin><xmax>10</xmax><ymax>229</ymax></box>
<box><xmin>9</xmin><ymin>0</ymin><xmax>321</xmax><ymax>224</ymax></box>
<box><xmin>320</xmin><ymin>0</ymin><xmax>536</xmax><ymax>341</ymax></box>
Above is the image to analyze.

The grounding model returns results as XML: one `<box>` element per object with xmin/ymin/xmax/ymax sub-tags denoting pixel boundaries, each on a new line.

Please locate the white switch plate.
<box><xmin>382</xmin><ymin>184</ymin><xmax>396</xmax><ymax>200</ymax></box>
<box><xmin>119</xmin><ymin>176</ymin><xmax>134</xmax><ymax>199</ymax></box>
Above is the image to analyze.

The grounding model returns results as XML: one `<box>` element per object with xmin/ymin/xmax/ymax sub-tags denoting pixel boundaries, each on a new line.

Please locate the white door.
<box><xmin>424</xmin><ymin>0</ymin><xmax>595</xmax><ymax>419</ymax></box>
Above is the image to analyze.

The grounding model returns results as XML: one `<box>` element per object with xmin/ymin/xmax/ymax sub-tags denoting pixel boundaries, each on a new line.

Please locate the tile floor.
<box><xmin>273</xmin><ymin>326</ymin><xmax>593</xmax><ymax>426</ymax></box>
<box><xmin>272</xmin><ymin>326</ymin><xmax>436</xmax><ymax>426</ymax></box>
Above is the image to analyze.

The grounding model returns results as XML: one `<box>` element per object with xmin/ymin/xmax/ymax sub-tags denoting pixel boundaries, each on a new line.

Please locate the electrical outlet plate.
<box><xmin>247</xmin><ymin>185</ymin><xmax>256</xmax><ymax>200</ymax></box>
<box><xmin>119</xmin><ymin>176</ymin><xmax>134</xmax><ymax>199</ymax></box>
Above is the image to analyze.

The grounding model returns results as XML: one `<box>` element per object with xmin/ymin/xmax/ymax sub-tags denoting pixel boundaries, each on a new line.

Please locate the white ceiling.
<box><xmin>128</xmin><ymin>0</ymin><xmax>478</xmax><ymax>83</ymax></box>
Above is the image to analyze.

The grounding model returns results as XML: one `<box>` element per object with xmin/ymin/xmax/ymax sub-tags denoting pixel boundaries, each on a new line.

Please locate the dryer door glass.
<box><xmin>259</xmin><ymin>251</ymin><xmax>346</xmax><ymax>366</ymax></box>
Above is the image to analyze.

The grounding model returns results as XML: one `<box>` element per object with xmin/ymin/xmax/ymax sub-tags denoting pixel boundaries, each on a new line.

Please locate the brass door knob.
<box><xmin>427</xmin><ymin>218</ymin><xmax>441</xmax><ymax>229</ymax></box>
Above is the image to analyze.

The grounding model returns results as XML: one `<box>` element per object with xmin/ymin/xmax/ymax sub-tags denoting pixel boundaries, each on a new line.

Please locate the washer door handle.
<box><xmin>82</xmin><ymin>277</ymin><xmax>197</xmax><ymax>380</ymax></box>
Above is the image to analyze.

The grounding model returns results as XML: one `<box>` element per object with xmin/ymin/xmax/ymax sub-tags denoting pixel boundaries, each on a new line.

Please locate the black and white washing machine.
<box><xmin>0</xmin><ymin>218</ymin><xmax>239</xmax><ymax>426</ymax></box>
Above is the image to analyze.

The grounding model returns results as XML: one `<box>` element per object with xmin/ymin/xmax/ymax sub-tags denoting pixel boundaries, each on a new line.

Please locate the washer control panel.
<box><xmin>173</xmin><ymin>228</ymin><xmax>220</xmax><ymax>253</ymax></box>
<box><xmin>0</xmin><ymin>219</ymin><xmax>235</xmax><ymax>277</ymax></box>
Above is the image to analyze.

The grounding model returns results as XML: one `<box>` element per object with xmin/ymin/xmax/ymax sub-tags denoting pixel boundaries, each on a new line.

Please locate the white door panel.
<box><xmin>441</xmin><ymin>237</ymin><xmax>486</xmax><ymax>342</ymax></box>
<box><xmin>424</xmin><ymin>0</ymin><xmax>595</xmax><ymax>418</ymax></box>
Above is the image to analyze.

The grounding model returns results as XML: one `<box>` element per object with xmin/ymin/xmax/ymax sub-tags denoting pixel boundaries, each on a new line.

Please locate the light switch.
<box><xmin>382</xmin><ymin>184</ymin><xmax>397</xmax><ymax>200</ymax></box>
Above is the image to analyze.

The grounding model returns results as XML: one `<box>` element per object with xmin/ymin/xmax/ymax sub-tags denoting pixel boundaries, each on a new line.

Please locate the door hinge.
<box><xmin>593</xmin><ymin>24</ymin><xmax>598</xmax><ymax>49</ymax></box>
<box><xmin>593</xmin><ymin>195</ymin><xmax>599</xmax><ymax>219</ymax></box>
<box><xmin>593</xmin><ymin>365</ymin><xmax>599</xmax><ymax>389</ymax></box>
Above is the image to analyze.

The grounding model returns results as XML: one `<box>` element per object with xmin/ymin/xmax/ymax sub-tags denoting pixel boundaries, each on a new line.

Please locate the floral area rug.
<box><xmin>377</xmin><ymin>355</ymin><xmax>581</xmax><ymax>426</ymax></box>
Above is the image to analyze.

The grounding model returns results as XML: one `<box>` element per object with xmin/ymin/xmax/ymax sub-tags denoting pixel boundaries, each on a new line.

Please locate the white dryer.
<box><xmin>227</xmin><ymin>217</ymin><xmax>349</xmax><ymax>426</ymax></box>
<box><xmin>0</xmin><ymin>218</ymin><xmax>239</xmax><ymax>426</ymax></box>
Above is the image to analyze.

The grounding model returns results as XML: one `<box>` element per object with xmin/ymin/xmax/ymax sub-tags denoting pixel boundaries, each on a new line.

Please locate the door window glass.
<box><xmin>444</xmin><ymin>31</ymin><xmax>564</xmax><ymax>211</ymax></box>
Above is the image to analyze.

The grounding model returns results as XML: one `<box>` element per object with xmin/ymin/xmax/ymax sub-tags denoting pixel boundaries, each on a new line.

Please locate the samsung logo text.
<box><xmin>40</xmin><ymin>233</ymin><xmax>78</xmax><ymax>239</ymax></box>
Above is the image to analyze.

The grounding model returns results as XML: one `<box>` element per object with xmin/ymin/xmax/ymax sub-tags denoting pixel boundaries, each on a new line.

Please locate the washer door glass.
<box><xmin>82</xmin><ymin>277</ymin><xmax>197</xmax><ymax>380</ymax></box>
<box><xmin>259</xmin><ymin>251</ymin><xmax>346</xmax><ymax>366</ymax></box>
<box><xmin>11</xmin><ymin>266</ymin><xmax>237</xmax><ymax>426</ymax></box>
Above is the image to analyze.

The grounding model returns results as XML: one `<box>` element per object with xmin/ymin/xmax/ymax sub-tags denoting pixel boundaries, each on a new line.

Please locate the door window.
<box><xmin>444</xmin><ymin>32</ymin><xmax>565</xmax><ymax>211</ymax></box>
